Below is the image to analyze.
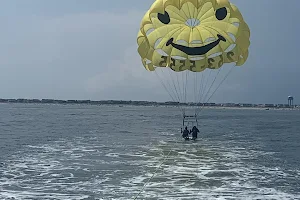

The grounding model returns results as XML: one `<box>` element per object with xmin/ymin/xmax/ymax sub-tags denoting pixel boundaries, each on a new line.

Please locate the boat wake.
<box><xmin>0</xmin><ymin>134</ymin><xmax>299</xmax><ymax>200</ymax></box>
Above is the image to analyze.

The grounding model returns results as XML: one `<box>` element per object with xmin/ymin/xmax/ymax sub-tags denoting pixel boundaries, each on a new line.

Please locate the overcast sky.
<box><xmin>0</xmin><ymin>0</ymin><xmax>299</xmax><ymax>104</ymax></box>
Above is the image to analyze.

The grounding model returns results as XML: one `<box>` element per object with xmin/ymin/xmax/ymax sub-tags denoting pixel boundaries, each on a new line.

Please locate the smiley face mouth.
<box><xmin>166</xmin><ymin>34</ymin><xmax>226</xmax><ymax>56</ymax></box>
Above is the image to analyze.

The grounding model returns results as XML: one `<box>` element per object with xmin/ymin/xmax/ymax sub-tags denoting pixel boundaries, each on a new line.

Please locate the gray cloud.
<box><xmin>0</xmin><ymin>1</ymin><xmax>299</xmax><ymax>104</ymax></box>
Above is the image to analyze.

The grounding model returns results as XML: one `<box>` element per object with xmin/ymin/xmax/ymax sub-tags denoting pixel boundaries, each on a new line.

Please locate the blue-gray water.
<box><xmin>0</xmin><ymin>103</ymin><xmax>300</xmax><ymax>200</ymax></box>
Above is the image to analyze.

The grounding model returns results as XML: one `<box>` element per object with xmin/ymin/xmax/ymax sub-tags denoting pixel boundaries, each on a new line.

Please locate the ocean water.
<box><xmin>0</xmin><ymin>103</ymin><xmax>300</xmax><ymax>200</ymax></box>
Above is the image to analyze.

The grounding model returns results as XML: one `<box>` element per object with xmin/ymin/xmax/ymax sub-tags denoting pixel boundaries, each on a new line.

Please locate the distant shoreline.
<box><xmin>0</xmin><ymin>98</ymin><xmax>298</xmax><ymax>110</ymax></box>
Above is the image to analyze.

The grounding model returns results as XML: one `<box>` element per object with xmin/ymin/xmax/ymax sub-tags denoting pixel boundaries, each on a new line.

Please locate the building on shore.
<box><xmin>288</xmin><ymin>96</ymin><xmax>294</xmax><ymax>107</ymax></box>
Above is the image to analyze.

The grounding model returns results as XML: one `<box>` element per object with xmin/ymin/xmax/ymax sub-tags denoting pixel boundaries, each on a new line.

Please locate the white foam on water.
<box><xmin>0</xmin><ymin>190</ymin><xmax>89</xmax><ymax>200</ymax></box>
<box><xmin>160</xmin><ymin>131</ymin><xmax>175</xmax><ymax>136</ymax></box>
<box><xmin>125</xmin><ymin>140</ymin><xmax>300</xmax><ymax>200</ymax></box>
<box><xmin>1</xmin><ymin>135</ymin><xmax>299</xmax><ymax>200</ymax></box>
<box><xmin>105</xmin><ymin>152</ymin><xmax>119</xmax><ymax>158</ymax></box>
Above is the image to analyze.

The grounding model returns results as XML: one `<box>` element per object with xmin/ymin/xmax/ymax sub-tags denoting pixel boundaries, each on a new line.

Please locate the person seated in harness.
<box><xmin>182</xmin><ymin>126</ymin><xmax>190</xmax><ymax>140</ymax></box>
<box><xmin>191</xmin><ymin>126</ymin><xmax>199</xmax><ymax>140</ymax></box>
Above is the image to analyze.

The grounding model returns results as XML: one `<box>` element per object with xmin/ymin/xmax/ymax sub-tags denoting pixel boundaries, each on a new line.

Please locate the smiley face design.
<box><xmin>137</xmin><ymin>0</ymin><xmax>250</xmax><ymax>72</ymax></box>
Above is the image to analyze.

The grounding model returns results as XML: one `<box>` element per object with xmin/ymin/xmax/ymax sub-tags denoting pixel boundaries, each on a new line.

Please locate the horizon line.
<box><xmin>0</xmin><ymin>98</ymin><xmax>297</xmax><ymax>107</ymax></box>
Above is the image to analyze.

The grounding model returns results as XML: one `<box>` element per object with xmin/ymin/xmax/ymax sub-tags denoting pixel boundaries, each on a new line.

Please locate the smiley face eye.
<box><xmin>158</xmin><ymin>11</ymin><xmax>170</xmax><ymax>24</ymax></box>
<box><xmin>215</xmin><ymin>7</ymin><xmax>227</xmax><ymax>20</ymax></box>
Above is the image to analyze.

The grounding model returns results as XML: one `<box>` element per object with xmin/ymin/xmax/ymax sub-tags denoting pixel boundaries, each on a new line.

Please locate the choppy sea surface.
<box><xmin>0</xmin><ymin>103</ymin><xmax>300</xmax><ymax>200</ymax></box>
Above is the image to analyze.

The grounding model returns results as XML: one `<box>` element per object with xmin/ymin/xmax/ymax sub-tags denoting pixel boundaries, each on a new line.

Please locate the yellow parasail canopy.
<box><xmin>137</xmin><ymin>0</ymin><xmax>250</xmax><ymax>72</ymax></box>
